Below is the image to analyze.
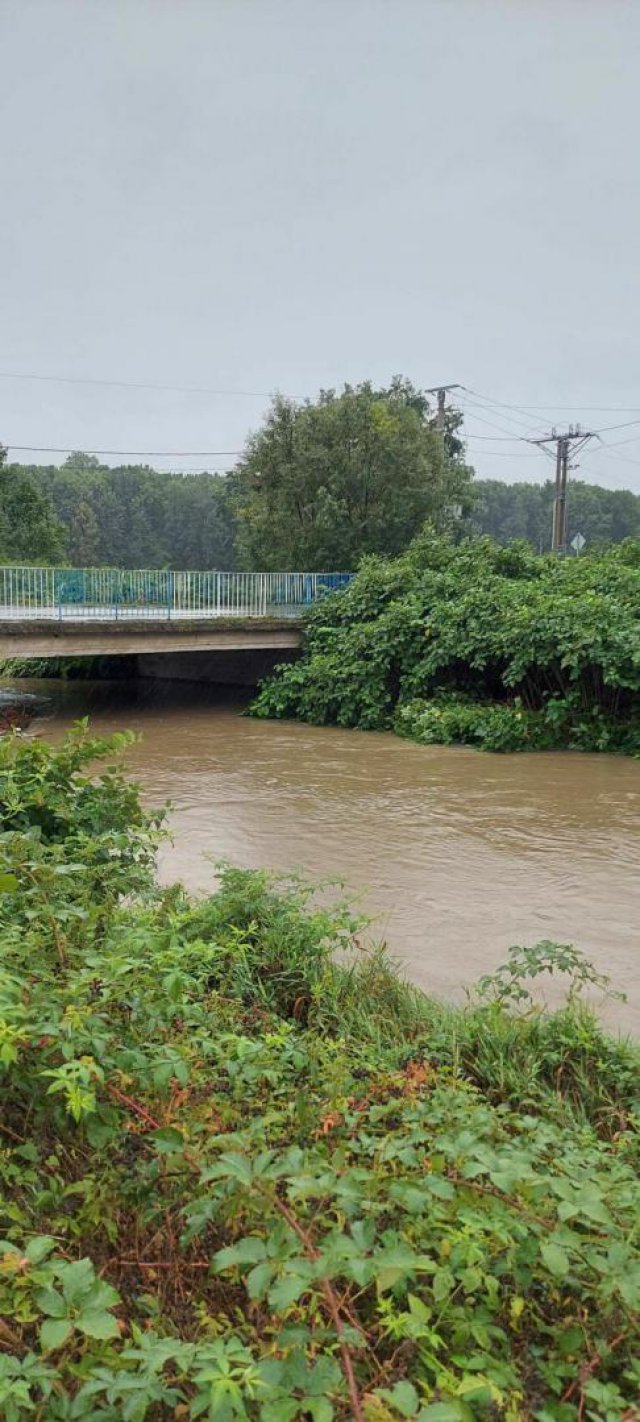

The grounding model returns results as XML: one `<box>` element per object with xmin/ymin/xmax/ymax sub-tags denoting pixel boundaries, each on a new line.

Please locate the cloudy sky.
<box><xmin>1</xmin><ymin>0</ymin><xmax>640</xmax><ymax>489</ymax></box>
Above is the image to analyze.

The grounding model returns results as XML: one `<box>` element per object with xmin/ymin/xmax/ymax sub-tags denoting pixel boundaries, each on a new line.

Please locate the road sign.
<box><xmin>571</xmin><ymin>532</ymin><xmax>586</xmax><ymax>554</ymax></box>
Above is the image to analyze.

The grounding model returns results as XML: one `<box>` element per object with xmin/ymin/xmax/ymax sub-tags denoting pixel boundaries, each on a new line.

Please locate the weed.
<box><xmin>0</xmin><ymin>730</ymin><xmax>638</xmax><ymax>1420</ymax></box>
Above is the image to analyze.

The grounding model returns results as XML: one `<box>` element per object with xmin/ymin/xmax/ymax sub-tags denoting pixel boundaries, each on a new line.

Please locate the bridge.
<box><xmin>0</xmin><ymin>567</ymin><xmax>352</xmax><ymax>667</ymax></box>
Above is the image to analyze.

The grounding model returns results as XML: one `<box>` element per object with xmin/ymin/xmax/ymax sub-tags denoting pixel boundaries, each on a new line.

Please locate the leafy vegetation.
<box><xmin>231</xmin><ymin>381</ymin><xmax>475</xmax><ymax>571</ymax></box>
<box><xmin>0</xmin><ymin>655</ymin><xmax>134</xmax><ymax>681</ymax></box>
<box><xmin>0</xmin><ymin>445</ymin><xmax>66</xmax><ymax>565</ymax></box>
<box><xmin>5</xmin><ymin>397</ymin><xmax>640</xmax><ymax>578</ymax></box>
<box><xmin>1</xmin><ymin>379</ymin><xmax>471</xmax><ymax>576</ymax></box>
<box><xmin>1</xmin><ymin>452</ymin><xmax>236</xmax><ymax>571</ymax></box>
<box><xmin>473</xmin><ymin>479</ymin><xmax>640</xmax><ymax>552</ymax></box>
<box><xmin>0</xmin><ymin>729</ymin><xmax>639</xmax><ymax>1419</ymax></box>
<box><xmin>252</xmin><ymin>535</ymin><xmax>640</xmax><ymax>754</ymax></box>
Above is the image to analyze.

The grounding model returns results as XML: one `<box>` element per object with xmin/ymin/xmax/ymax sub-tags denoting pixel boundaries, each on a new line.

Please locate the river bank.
<box><xmin>7</xmin><ymin>675</ymin><xmax>640</xmax><ymax>1033</ymax></box>
<box><xmin>1</xmin><ymin>726</ymin><xmax>639</xmax><ymax>1421</ymax></box>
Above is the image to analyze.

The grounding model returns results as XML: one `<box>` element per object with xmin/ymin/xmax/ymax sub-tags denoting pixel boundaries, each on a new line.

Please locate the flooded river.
<box><xmin>9</xmin><ymin>677</ymin><xmax>640</xmax><ymax>1033</ymax></box>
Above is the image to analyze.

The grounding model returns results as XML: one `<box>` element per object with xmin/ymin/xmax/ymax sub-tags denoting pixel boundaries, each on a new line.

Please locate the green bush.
<box><xmin>251</xmin><ymin>536</ymin><xmax>640</xmax><ymax>754</ymax></box>
<box><xmin>394</xmin><ymin>696</ymin><xmax>552</xmax><ymax>751</ymax></box>
<box><xmin>0</xmin><ymin>731</ymin><xmax>639</xmax><ymax>1420</ymax></box>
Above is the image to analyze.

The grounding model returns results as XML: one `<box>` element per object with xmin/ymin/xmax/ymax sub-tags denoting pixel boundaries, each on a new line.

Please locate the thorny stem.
<box><xmin>103</xmin><ymin>1082</ymin><xmax>202</xmax><ymax>1171</ymax></box>
<box><xmin>0</xmin><ymin>1120</ymin><xmax>25</xmax><ymax>1143</ymax></box>
<box><xmin>562</xmin><ymin>1331</ymin><xmax>627</xmax><ymax>1407</ymax></box>
<box><xmin>270</xmin><ymin>1193</ymin><xmax>366</xmax><ymax>1422</ymax></box>
<box><xmin>23</xmin><ymin>864</ymin><xmax>66</xmax><ymax>968</ymax></box>
<box><xmin>104</xmin><ymin>1082</ymin><xmax>162</xmax><ymax>1130</ymax></box>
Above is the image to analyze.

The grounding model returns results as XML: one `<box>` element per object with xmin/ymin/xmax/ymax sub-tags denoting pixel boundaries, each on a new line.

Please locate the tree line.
<box><xmin>2</xmin><ymin>381</ymin><xmax>639</xmax><ymax>569</ymax></box>
<box><xmin>0</xmin><ymin>447</ymin><xmax>236</xmax><ymax>570</ymax></box>
<box><xmin>473</xmin><ymin>476</ymin><xmax>640</xmax><ymax>549</ymax></box>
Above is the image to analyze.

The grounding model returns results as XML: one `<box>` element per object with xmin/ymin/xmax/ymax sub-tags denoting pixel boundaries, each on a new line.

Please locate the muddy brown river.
<box><xmin>10</xmin><ymin>678</ymin><xmax>640</xmax><ymax>1033</ymax></box>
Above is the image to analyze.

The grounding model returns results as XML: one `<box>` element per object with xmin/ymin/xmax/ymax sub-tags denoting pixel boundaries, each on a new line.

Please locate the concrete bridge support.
<box><xmin>0</xmin><ymin>617</ymin><xmax>303</xmax><ymax>663</ymax></box>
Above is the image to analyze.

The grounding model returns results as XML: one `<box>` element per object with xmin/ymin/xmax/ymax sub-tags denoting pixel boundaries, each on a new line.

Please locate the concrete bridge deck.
<box><xmin>0</xmin><ymin>567</ymin><xmax>352</xmax><ymax>665</ymax></box>
<box><xmin>0</xmin><ymin>614</ymin><xmax>303</xmax><ymax>659</ymax></box>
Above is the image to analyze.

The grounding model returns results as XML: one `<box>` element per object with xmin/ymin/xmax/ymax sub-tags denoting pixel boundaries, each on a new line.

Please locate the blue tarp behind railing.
<box><xmin>0</xmin><ymin>566</ymin><xmax>354</xmax><ymax>621</ymax></box>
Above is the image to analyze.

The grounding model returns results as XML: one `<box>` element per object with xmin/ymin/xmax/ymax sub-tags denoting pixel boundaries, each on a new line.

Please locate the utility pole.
<box><xmin>425</xmin><ymin>384</ymin><xmax>462</xmax><ymax>438</ymax></box>
<box><xmin>528</xmin><ymin>426</ymin><xmax>595</xmax><ymax>554</ymax></box>
<box><xmin>553</xmin><ymin>435</ymin><xmax>568</xmax><ymax>555</ymax></box>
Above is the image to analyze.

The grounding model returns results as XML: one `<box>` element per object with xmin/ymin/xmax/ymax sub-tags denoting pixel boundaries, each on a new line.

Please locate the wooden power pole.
<box><xmin>425</xmin><ymin>384</ymin><xmax>462</xmax><ymax>438</ymax></box>
<box><xmin>529</xmin><ymin>426</ymin><xmax>595</xmax><ymax>553</ymax></box>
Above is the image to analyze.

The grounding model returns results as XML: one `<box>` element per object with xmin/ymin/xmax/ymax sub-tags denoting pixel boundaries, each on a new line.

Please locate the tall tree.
<box><xmin>68</xmin><ymin>499</ymin><xmax>102</xmax><ymax>566</ymax></box>
<box><xmin>233</xmin><ymin>379</ymin><xmax>476</xmax><ymax>570</ymax></box>
<box><xmin>0</xmin><ymin>447</ymin><xmax>66</xmax><ymax>563</ymax></box>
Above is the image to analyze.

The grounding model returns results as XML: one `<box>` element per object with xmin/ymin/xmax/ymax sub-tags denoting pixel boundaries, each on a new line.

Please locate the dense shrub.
<box><xmin>0</xmin><ymin>730</ymin><xmax>639</xmax><ymax>1419</ymax></box>
<box><xmin>251</xmin><ymin>535</ymin><xmax>640</xmax><ymax>754</ymax></box>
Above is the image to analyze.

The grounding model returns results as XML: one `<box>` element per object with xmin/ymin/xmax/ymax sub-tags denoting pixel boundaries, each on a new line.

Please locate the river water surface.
<box><xmin>12</xmin><ymin>677</ymin><xmax>640</xmax><ymax>1033</ymax></box>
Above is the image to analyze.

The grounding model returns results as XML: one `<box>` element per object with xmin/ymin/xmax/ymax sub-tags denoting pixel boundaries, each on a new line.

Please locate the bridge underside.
<box><xmin>0</xmin><ymin>617</ymin><xmax>303</xmax><ymax>660</ymax></box>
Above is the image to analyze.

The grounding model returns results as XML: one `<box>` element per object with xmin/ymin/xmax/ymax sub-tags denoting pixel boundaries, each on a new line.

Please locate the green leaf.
<box><xmin>304</xmin><ymin>1357</ymin><xmax>342</xmax><ymax>1395</ymax></box>
<box><xmin>379</xmin><ymin>1381</ymin><xmax>420</xmax><ymax>1416</ymax></box>
<box><xmin>40</xmin><ymin>1317</ymin><xmax>72</xmax><ymax>1351</ymax></box>
<box><xmin>77</xmin><ymin>1308</ymin><xmax>121</xmax><ymax>1340</ymax></box>
<box><xmin>373</xmin><ymin>1247</ymin><xmax>433</xmax><ymax>1294</ymax></box>
<box><xmin>617</xmin><ymin>1270</ymin><xmax>640</xmax><ymax>1309</ymax></box>
<box><xmin>205</xmin><ymin>1151</ymin><xmax>254</xmax><ymax>1186</ymax></box>
<box><xmin>390</xmin><ymin>1184</ymin><xmax>430</xmax><ymax>1214</ymax></box>
<box><xmin>35</xmin><ymin>1286</ymin><xmax>67</xmax><ymax>1318</ymax></box>
<box><xmin>572</xmin><ymin>1186</ymin><xmax>613</xmax><ymax>1227</ymax></box>
<box><xmin>246</xmin><ymin>1261</ymin><xmax>273</xmax><ymax>1300</ymax></box>
<box><xmin>214</xmin><ymin>1237</ymin><xmax>267</xmax><ymax>1269</ymax></box>
<box><xmin>25</xmin><ymin>1235</ymin><xmax>56</xmax><ymax>1265</ymax></box>
<box><xmin>151</xmin><ymin>1126</ymin><xmax>186</xmax><ymax>1154</ymax></box>
<box><xmin>88</xmin><ymin>1278</ymin><xmax>121</xmax><ymax>1311</ymax></box>
<box><xmin>433</xmin><ymin>1267</ymin><xmax>454</xmax><ymax>1302</ymax></box>
<box><xmin>425</xmin><ymin>1176</ymin><xmax>455</xmax><ymax>1200</ymax></box>
<box><xmin>541</xmin><ymin>1241</ymin><xmax>569</xmax><ymax>1278</ymax></box>
<box><xmin>305</xmin><ymin>1398</ymin><xmax>334</xmax><ymax>1422</ymax></box>
<box><xmin>268</xmin><ymin>1272</ymin><xmax>310</xmax><ymax>1311</ymax></box>
<box><xmin>418</xmin><ymin>1405</ymin><xmax>473</xmax><ymax>1422</ymax></box>
<box><xmin>261</xmin><ymin>1400</ymin><xmax>300</xmax><ymax>1422</ymax></box>
<box><xmin>0</xmin><ymin>873</ymin><xmax>18</xmax><ymax>893</ymax></box>
<box><xmin>60</xmin><ymin>1258</ymin><xmax>95</xmax><ymax>1307</ymax></box>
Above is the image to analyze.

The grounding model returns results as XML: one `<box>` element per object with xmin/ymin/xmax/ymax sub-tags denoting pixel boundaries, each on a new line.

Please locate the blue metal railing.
<box><xmin>0</xmin><ymin>566</ymin><xmax>353</xmax><ymax>621</ymax></box>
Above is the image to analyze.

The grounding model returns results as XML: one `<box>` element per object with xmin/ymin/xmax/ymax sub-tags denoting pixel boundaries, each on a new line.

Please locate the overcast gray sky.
<box><xmin>1</xmin><ymin>0</ymin><xmax>640</xmax><ymax>489</ymax></box>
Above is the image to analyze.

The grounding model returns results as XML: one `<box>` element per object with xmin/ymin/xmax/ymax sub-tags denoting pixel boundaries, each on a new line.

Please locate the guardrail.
<box><xmin>0</xmin><ymin>567</ymin><xmax>353</xmax><ymax>620</ymax></box>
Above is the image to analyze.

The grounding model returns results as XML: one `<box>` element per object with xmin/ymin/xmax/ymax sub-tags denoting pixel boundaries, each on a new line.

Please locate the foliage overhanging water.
<box><xmin>12</xmin><ymin>676</ymin><xmax>640</xmax><ymax>1035</ymax></box>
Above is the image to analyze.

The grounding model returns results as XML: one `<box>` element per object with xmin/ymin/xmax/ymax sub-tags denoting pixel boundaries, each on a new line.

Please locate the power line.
<box><xmin>460</xmin><ymin>390</ymin><xmax>541</xmax><ymax>435</ymax></box>
<box><xmin>5</xmin><ymin>366</ymin><xmax>640</xmax><ymax>421</ymax></box>
<box><xmin>0</xmin><ymin>370</ymin><xmax>287</xmax><ymax>399</ymax></box>
<box><xmin>467</xmin><ymin>449</ymin><xmax>540</xmax><ymax>459</ymax></box>
<box><xmin>462</xmin><ymin>386</ymin><xmax>640</xmax><ymax>417</ymax></box>
<box><xmin>582</xmin><ymin>442</ymin><xmax>640</xmax><ymax>472</ymax></box>
<box><xmin>4</xmin><ymin>443</ymin><xmax>243</xmax><ymax>457</ymax></box>
<box><xmin>604</xmin><ymin>434</ymin><xmax>640</xmax><ymax>448</ymax></box>
<box><xmin>458</xmin><ymin>406</ymin><xmax>534</xmax><ymax>441</ymax></box>
<box><xmin>589</xmin><ymin>417</ymin><xmax>640</xmax><ymax>435</ymax></box>
<box><xmin>463</xmin><ymin>431</ymin><xmax>530</xmax><ymax>442</ymax></box>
